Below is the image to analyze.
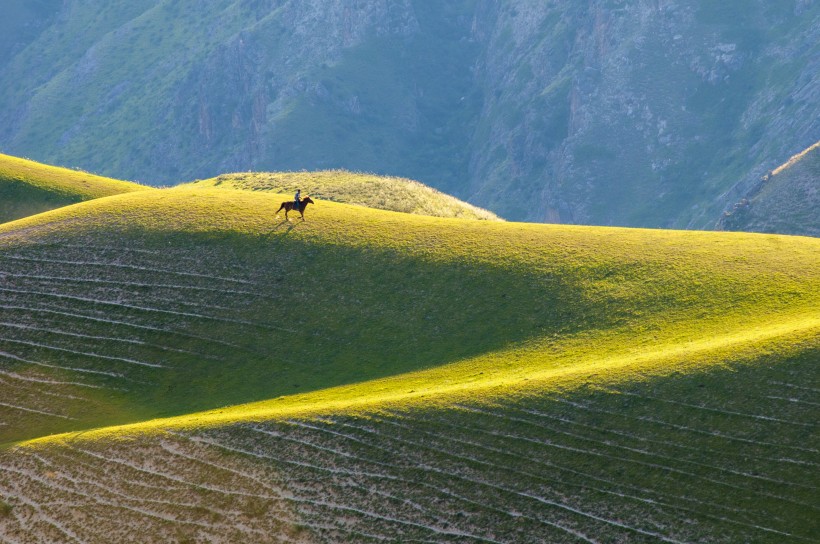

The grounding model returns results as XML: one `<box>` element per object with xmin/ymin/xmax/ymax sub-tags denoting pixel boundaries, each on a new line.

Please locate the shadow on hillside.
<box><xmin>0</xmin><ymin>227</ymin><xmax>604</xmax><ymax>442</ymax></box>
<box><xmin>267</xmin><ymin>219</ymin><xmax>303</xmax><ymax>235</ymax></box>
<box><xmin>5</xmin><ymin>223</ymin><xmax>811</xmax><ymax>444</ymax></box>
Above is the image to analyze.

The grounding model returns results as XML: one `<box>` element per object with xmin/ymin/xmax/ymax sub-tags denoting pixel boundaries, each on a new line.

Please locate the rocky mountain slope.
<box><xmin>720</xmin><ymin>141</ymin><xmax>819</xmax><ymax>236</ymax></box>
<box><xmin>0</xmin><ymin>0</ymin><xmax>817</xmax><ymax>230</ymax></box>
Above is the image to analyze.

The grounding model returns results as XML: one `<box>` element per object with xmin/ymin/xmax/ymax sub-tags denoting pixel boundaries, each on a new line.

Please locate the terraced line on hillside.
<box><xmin>20</xmin><ymin>311</ymin><xmax>818</xmax><ymax>445</ymax></box>
<box><xmin>2</xmin><ymin>352</ymin><xmax>817</xmax><ymax>543</ymax></box>
<box><xmin>0</xmin><ymin>239</ymin><xmax>285</xmax><ymax>444</ymax></box>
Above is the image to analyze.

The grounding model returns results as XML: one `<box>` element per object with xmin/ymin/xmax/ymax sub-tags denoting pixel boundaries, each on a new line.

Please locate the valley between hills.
<box><xmin>0</xmin><ymin>154</ymin><xmax>818</xmax><ymax>543</ymax></box>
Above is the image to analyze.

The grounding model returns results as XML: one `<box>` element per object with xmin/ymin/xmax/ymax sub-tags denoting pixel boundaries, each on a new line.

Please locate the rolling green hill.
<box><xmin>0</xmin><ymin>184</ymin><xmax>817</xmax><ymax>542</ymax></box>
<box><xmin>0</xmin><ymin>153</ymin><xmax>149</xmax><ymax>224</ymax></box>
<box><xmin>187</xmin><ymin>171</ymin><xmax>502</xmax><ymax>220</ymax></box>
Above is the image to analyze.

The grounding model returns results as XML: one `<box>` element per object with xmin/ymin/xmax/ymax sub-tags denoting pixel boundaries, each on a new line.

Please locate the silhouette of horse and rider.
<box><xmin>276</xmin><ymin>189</ymin><xmax>314</xmax><ymax>221</ymax></box>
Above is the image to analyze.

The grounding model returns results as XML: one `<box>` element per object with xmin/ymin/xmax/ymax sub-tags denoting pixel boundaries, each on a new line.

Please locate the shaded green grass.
<box><xmin>0</xmin><ymin>153</ymin><xmax>149</xmax><ymax>224</ymax></box>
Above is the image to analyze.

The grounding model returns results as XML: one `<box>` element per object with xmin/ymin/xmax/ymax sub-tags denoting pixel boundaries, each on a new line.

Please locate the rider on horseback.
<box><xmin>276</xmin><ymin>192</ymin><xmax>313</xmax><ymax>220</ymax></box>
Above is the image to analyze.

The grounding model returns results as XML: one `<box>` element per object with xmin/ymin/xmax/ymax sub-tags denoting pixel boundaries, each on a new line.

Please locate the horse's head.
<box><xmin>303</xmin><ymin>196</ymin><xmax>314</xmax><ymax>205</ymax></box>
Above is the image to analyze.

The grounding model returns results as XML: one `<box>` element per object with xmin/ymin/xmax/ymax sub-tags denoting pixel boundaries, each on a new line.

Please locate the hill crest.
<box><xmin>1</xmin><ymin>185</ymin><xmax>817</xmax><ymax>447</ymax></box>
<box><xmin>186</xmin><ymin>170</ymin><xmax>502</xmax><ymax>221</ymax></box>
<box><xmin>0</xmin><ymin>153</ymin><xmax>149</xmax><ymax>224</ymax></box>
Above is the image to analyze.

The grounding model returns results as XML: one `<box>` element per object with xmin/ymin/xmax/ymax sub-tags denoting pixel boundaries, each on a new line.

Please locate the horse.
<box><xmin>276</xmin><ymin>196</ymin><xmax>314</xmax><ymax>221</ymax></box>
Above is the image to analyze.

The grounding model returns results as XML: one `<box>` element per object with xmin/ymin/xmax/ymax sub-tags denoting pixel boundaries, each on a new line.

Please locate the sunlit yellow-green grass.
<box><xmin>0</xmin><ymin>152</ymin><xmax>149</xmax><ymax>224</ymax></box>
<box><xmin>185</xmin><ymin>170</ymin><xmax>502</xmax><ymax>220</ymax></box>
<box><xmin>2</xmin><ymin>185</ymin><xmax>816</xmax><ymax>446</ymax></box>
<box><xmin>30</xmin><ymin>310</ymin><xmax>818</xmax><ymax>445</ymax></box>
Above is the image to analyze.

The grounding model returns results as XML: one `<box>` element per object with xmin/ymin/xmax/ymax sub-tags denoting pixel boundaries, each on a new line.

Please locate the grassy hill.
<box><xmin>187</xmin><ymin>171</ymin><xmax>502</xmax><ymax>220</ymax></box>
<box><xmin>0</xmin><ymin>153</ymin><xmax>149</xmax><ymax>224</ymax></box>
<box><xmin>0</xmin><ymin>185</ymin><xmax>817</xmax><ymax>542</ymax></box>
<box><xmin>721</xmin><ymin>141</ymin><xmax>820</xmax><ymax>236</ymax></box>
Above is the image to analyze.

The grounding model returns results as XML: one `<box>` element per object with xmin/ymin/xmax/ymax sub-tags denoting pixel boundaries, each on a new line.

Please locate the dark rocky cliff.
<box><xmin>0</xmin><ymin>0</ymin><xmax>817</xmax><ymax>231</ymax></box>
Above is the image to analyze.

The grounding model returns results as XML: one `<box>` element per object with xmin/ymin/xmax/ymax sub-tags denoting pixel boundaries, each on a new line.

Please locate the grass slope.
<box><xmin>0</xmin><ymin>186</ymin><xmax>816</xmax><ymax>445</ymax></box>
<box><xmin>0</xmin><ymin>185</ymin><xmax>817</xmax><ymax>542</ymax></box>
<box><xmin>0</xmin><ymin>153</ymin><xmax>149</xmax><ymax>224</ymax></box>
<box><xmin>2</xmin><ymin>352</ymin><xmax>817</xmax><ymax>543</ymax></box>
<box><xmin>722</xmin><ymin>141</ymin><xmax>820</xmax><ymax>236</ymax></box>
<box><xmin>186</xmin><ymin>171</ymin><xmax>502</xmax><ymax>220</ymax></box>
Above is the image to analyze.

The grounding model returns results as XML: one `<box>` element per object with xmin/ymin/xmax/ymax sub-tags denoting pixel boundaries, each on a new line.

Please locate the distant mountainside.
<box><xmin>0</xmin><ymin>152</ymin><xmax>148</xmax><ymax>224</ymax></box>
<box><xmin>0</xmin><ymin>1</ymin><xmax>818</xmax><ymax>230</ymax></box>
<box><xmin>720</xmin><ymin>142</ymin><xmax>819</xmax><ymax>236</ymax></box>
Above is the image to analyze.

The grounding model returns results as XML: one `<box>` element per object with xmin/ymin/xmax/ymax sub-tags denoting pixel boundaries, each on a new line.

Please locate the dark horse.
<box><xmin>276</xmin><ymin>196</ymin><xmax>314</xmax><ymax>221</ymax></box>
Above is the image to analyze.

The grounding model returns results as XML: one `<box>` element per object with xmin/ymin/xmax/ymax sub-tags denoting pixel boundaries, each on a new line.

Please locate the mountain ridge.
<box><xmin>720</xmin><ymin>141</ymin><xmax>820</xmax><ymax>235</ymax></box>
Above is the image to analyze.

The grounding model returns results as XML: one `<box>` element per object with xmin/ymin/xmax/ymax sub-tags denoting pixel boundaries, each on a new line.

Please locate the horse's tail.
<box><xmin>275</xmin><ymin>203</ymin><xmax>285</xmax><ymax>217</ymax></box>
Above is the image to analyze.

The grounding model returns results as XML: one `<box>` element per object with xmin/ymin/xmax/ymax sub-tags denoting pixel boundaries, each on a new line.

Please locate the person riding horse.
<box><xmin>293</xmin><ymin>189</ymin><xmax>301</xmax><ymax>211</ymax></box>
<box><xmin>276</xmin><ymin>194</ymin><xmax>314</xmax><ymax>221</ymax></box>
